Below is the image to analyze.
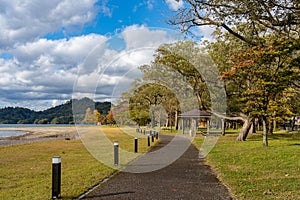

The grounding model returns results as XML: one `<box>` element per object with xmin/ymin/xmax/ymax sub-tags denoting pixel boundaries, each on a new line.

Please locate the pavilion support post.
<box><xmin>207</xmin><ymin>119</ymin><xmax>210</xmax><ymax>134</ymax></box>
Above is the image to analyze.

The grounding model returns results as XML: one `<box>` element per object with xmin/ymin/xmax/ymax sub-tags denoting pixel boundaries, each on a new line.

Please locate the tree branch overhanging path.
<box><xmin>169</xmin><ymin>0</ymin><xmax>300</xmax><ymax>146</ymax></box>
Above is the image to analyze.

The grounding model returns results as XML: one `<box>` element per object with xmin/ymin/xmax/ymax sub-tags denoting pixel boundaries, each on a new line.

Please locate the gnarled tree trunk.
<box><xmin>236</xmin><ymin>117</ymin><xmax>253</xmax><ymax>141</ymax></box>
<box><xmin>211</xmin><ymin>112</ymin><xmax>250</xmax><ymax>140</ymax></box>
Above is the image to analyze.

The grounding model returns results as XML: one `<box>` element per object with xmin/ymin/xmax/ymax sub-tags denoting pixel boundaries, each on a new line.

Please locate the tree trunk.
<box><xmin>221</xmin><ymin>119</ymin><xmax>226</xmax><ymax>135</ymax></box>
<box><xmin>236</xmin><ymin>117</ymin><xmax>252</xmax><ymax>141</ymax></box>
<box><xmin>249</xmin><ymin>122</ymin><xmax>254</xmax><ymax>134</ymax></box>
<box><xmin>291</xmin><ymin>116</ymin><xmax>296</xmax><ymax>131</ymax></box>
<box><xmin>151</xmin><ymin>109</ymin><xmax>155</xmax><ymax>128</ymax></box>
<box><xmin>210</xmin><ymin>111</ymin><xmax>250</xmax><ymax>140</ymax></box>
<box><xmin>252</xmin><ymin>118</ymin><xmax>257</xmax><ymax>133</ymax></box>
<box><xmin>233</xmin><ymin>122</ymin><xmax>238</xmax><ymax>129</ymax></box>
<box><xmin>196</xmin><ymin>93</ymin><xmax>205</xmax><ymax>110</ymax></box>
<box><xmin>273</xmin><ymin>119</ymin><xmax>277</xmax><ymax>132</ymax></box>
<box><xmin>175</xmin><ymin>110</ymin><xmax>179</xmax><ymax>130</ymax></box>
<box><xmin>268</xmin><ymin>120</ymin><xmax>274</xmax><ymax>135</ymax></box>
<box><xmin>169</xmin><ymin>112</ymin><xmax>172</xmax><ymax>132</ymax></box>
<box><xmin>262</xmin><ymin>116</ymin><xmax>269</xmax><ymax>147</ymax></box>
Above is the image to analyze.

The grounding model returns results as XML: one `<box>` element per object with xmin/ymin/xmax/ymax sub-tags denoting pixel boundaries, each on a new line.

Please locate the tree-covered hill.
<box><xmin>0</xmin><ymin>98</ymin><xmax>111</xmax><ymax>124</ymax></box>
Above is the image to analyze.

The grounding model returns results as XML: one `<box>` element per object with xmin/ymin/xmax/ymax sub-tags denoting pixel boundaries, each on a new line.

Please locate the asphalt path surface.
<box><xmin>80</xmin><ymin>134</ymin><xmax>234</xmax><ymax>200</ymax></box>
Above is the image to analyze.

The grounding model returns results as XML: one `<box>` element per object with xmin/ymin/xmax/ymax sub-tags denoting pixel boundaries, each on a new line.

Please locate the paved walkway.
<box><xmin>80</xmin><ymin>135</ymin><xmax>234</xmax><ymax>200</ymax></box>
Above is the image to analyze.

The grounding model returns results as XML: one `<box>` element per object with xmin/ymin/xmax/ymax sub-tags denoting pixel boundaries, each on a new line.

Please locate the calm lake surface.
<box><xmin>0</xmin><ymin>124</ymin><xmax>75</xmax><ymax>138</ymax></box>
<box><xmin>0</xmin><ymin>130</ymin><xmax>28</xmax><ymax>138</ymax></box>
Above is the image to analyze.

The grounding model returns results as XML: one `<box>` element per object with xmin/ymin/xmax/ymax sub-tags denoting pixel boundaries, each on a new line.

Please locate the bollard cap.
<box><xmin>52</xmin><ymin>156</ymin><xmax>61</xmax><ymax>164</ymax></box>
<box><xmin>114</xmin><ymin>141</ymin><xmax>118</xmax><ymax>146</ymax></box>
<box><xmin>134</xmin><ymin>137</ymin><xmax>138</xmax><ymax>139</ymax></box>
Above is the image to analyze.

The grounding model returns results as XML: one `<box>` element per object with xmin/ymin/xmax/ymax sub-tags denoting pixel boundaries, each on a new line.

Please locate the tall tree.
<box><xmin>94</xmin><ymin>109</ymin><xmax>104</xmax><ymax>124</ymax></box>
<box><xmin>170</xmin><ymin>1</ymin><xmax>300</xmax><ymax>146</ymax></box>
<box><xmin>129</xmin><ymin>83</ymin><xmax>180</xmax><ymax>128</ymax></box>
<box><xmin>171</xmin><ymin>0</ymin><xmax>300</xmax><ymax>45</ymax></box>
<box><xmin>105</xmin><ymin>109</ymin><xmax>116</xmax><ymax>125</ymax></box>
<box><xmin>208</xmin><ymin>28</ymin><xmax>300</xmax><ymax>145</ymax></box>
<box><xmin>152</xmin><ymin>41</ymin><xmax>212</xmax><ymax>110</ymax></box>
<box><xmin>83</xmin><ymin>107</ymin><xmax>97</xmax><ymax>124</ymax></box>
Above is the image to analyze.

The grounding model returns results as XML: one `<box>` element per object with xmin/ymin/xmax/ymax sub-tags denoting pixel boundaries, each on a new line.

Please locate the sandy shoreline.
<box><xmin>0</xmin><ymin>127</ymin><xmax>80</xmax><ymax>146</ymax></box>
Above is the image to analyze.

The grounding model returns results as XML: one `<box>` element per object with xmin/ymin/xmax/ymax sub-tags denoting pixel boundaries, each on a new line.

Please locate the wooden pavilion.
<box><xmin>179</xmin><ymin>109</ymin><xmax>211</xmax><ymax>134</ymax></box>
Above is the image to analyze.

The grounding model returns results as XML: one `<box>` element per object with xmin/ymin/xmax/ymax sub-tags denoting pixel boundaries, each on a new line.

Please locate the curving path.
<box><xmin>79</xmin><ymin>134</ymin><xmax>234</xmax><ymax>200</ymax></box>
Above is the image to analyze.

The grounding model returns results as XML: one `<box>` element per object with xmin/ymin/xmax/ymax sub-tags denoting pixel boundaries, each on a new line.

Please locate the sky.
<box><xmin>0</xmin><ymin>0</ymin><xmax>213</xmax><ymax>111</ymax></box>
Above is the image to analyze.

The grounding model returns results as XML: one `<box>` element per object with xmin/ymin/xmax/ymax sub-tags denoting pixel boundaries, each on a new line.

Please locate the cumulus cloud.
<box><xmin>74</xmin><ymin>25</ymin><xmax>180</xmax><ymax>105</ymax></box>
<box><xmin>120</xmin><ymin>25</ymin><xmax>172</xmax><ymax>50</ymax></box>
<box><xmin>0</xmin><ymin>19</ymin><xmax>179</xmax><ymax>110</ymax></box>
<box><xmin>165</xmin><ymin>0</ymin><xmax>184</xmax><ymax>11</ymax></box>
<box><xmin>11</xmin><ymin>34</ymin><xmax>107</xmax><ymax>67</ymax></box>
<box><xmin>0</xmin><ymin>34</ymin><xmax>108</xmax><ymax>110</ymax></box>
<box><xmin>0</xmin><ymin>0</ymin><xmax>97</xmax><ymax>49</ymax></box>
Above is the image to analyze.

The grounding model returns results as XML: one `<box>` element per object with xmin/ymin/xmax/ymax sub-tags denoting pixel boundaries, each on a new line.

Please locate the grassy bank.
<box><xmin>0</xmin><ymin>126</ymin><xmax>155</xmax><ymax>200</ymax></box>
<box><xmin>194</xmin><ymin>130</ymin><xmax>300</xmax><ymax>200</ymax></box>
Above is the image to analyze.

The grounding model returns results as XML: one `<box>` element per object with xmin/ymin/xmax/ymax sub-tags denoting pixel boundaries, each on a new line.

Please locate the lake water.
<box><xmin>0</xmin><ymin>124</ymin><xmax>75</xmax><ymax>138</ymax></box>
<box><xmin>0</xmin><ymin>130</ymin><xmax>29</xmax><ymax>138</ymax></box>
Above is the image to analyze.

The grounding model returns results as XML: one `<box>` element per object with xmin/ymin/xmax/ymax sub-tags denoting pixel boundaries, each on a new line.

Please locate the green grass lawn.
<box><xmin>0</xmin><ymin>126</ymin><xmax>155</xmax><ymax>200</ymax></box>
<box><xmin>2</xmin><ymin>126</ymin><xmax>298</xmax><ymax>200</ymax></box>
<box><xmin>194</xmin><ymin>130</ymin><xmax>300</xmax><ymax>200</ymax></box>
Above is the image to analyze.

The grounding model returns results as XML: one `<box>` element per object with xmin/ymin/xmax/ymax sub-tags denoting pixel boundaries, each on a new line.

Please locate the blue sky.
<box><xmin>44</xmin><ymin>0</ymin><xmax>175</xmax><ymax>40</ymax></box>
<box><xmin>0</xmin><ymin>0</ymin><xmax>212</xmax><ymax>111</ymax></box>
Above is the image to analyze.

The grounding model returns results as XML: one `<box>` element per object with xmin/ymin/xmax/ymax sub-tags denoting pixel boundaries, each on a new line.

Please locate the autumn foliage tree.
<box><xmin>83</xmin><ymin>108</ymin><xmax>97</xmax><ymax>124</ymax></box>
<box><xmin>105</xmin><ymin>109</ymin><xmax>116</xmax><ymax>125</ymax></box>
<box><xmin>170</xmin><ymin>0</ymin><xmax>300</xmax><ymax>146</ymax></box>
<box><xmin>221</xmin><ymin>38</ymin><xmax>300</xmax><ymax>145</ymax></box>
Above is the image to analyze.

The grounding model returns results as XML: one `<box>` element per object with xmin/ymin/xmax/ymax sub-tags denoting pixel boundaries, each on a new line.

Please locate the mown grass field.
<box><xmin>194</xmin><ymin>130</ymin><xmax>300</xmax><ymax>200</ymax></box>
<box><xmin>1</xmin><ymin>126</ymin><xmax>299</xmax><ymax>200</ymax></box>
<box><xmin>0</xmin><ymin>126</ymin><xmax>154</xmax><ymax>200</ymax></box>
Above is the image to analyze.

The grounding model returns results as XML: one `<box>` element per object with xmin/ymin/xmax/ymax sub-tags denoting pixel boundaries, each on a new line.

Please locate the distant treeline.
<box><xmin>0</xmin><ymin>97</ymin><xmax>111</xmax><ymax>124</ymax></box>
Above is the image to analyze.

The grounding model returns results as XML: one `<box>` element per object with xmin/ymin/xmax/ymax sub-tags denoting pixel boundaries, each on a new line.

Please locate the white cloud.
<box><xmin>165</xmin><ymin>0</ymin><xmax>183</xmax><ymax>11</ymax></box>
<box><xmin>0</xmin><ymin>24</ymin><xmax>181</xmax><ymax>110</ymax></box>
<box><xmin>133</xmin><ymin>1</ymin><xmax>154</xmax><ymax>12</ymax></box>
<box><xmin>198</xmin><ymin>26</ymin><xmax>216</xmax><ymax>42</ymax></box>
<box><xmin>0</xmin><ymin>0</ymin><xmax>189</xmax><ymax>110</ymax></box>
<box><xmin>99</xmin><ymin>0</ymin><xmax>113</xmax><ymax>17</ymax></box>
<box><xmin>120</xmin><ymin>25</ymin><xmax>171</xmax><ymax>50</ymax></box>
<box><xmin>0</xmin><ymin>0</ymin><xmax>97</xmax><ymax>48</ymax></box>
<box><xmin>0</xmin><ymin>34</ymin><xmax>107</xmax><ymax>110</ymax></box>
<box><xmin>11</xmin><ymin>34</ymin><xmax>106</xmax><ymax>67</ymax></box>
<box><xmin>114</xmin><ymin>49</ymin><xmax>154</xmax><ymax>68</ymax></box>
<box><xmin>74</xmin><ymin>25</ymin><xmax>180</xmax><ymax>106</ymax></box>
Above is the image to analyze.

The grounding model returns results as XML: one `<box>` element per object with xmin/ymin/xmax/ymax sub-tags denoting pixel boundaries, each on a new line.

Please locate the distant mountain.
<box><xmin>0</xmin><ymin>98</ymin><xmax>111</xmax><ymax>124</ymax></box>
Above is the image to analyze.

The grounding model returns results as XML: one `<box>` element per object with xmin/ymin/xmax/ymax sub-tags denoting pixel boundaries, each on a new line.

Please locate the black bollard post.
<box><xmin>134</xmin><ymin>137</ymin><xmax>138</xmax><ymax>153</ymax></box>
<box><xmin>147</xmin><ymin>134</ymin><xmax>150</xmax><ymax>147</ymax></box>
<box><xmin>114</xmin><ymin>141</ymin><xmax>119</xmax><ymax>165</ymax></box>
<box><xmin>52</xmin><ymin>156</ymin><xmax>61</xmax><ymax>199</ymax></box>
<box><xmin>151</xmin><ymin>134</ymin><xmax>154</xmax><ymax>142</ymax></box>
<box><xmin>156</xmin><ymin>131</ymin><xmax>158</xmax><ymax>139</ymax></box>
